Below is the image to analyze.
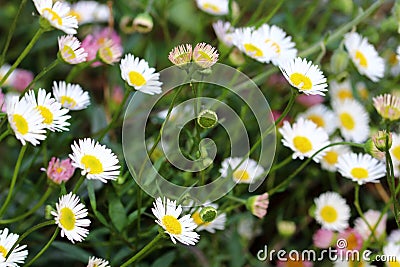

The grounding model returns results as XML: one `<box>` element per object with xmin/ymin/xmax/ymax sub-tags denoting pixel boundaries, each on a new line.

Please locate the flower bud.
<box><xmin>45</xmin><ymin>205</ymin><xmax>54</xmax><ymax>220</ymax></box>
<box><xmin>277</xmin><ymin>220</ymin><xmax>296</xmax><ymax>237</ymax></box>
<box><xmin>229</xmin><ymin>48</ymin><xmax>245</xmax><ymax>66</ymax></box>
<box><xmin>133</xmin><ymin>13</ymin><xmax>153</xmax><ymax>33</ymax></box>
<box><xmin>119</xmin><ymin>16</ymin><xmax>136</xmax><ymax>34</ymax></box>
<box><xmin>330</xmin><ymin>49</ymin><xmax>349</xmax><ymax>74</ymax></box>
<box><xmin>372</xmin><ymin>130</ymin><xmax>392</xmax><ymax>152</ymax></box>
<box><xmin>246</xmin><ymin>193</ymin><xmax>269</xmax><ymax>219</ymax></box>
<box><xmin>199</xmin><ymin>206</ymin><xmax>218</xmax><ymax>223</ymax></box>
<box><xmin>197</xmin><ymin>109</ymin><xmax>218</xmax><ymax>129</ymax></box>
<box><xmin>364</xmin><ymin>138</ymin><xmax>385</xmax><ymax>160</ymax></box>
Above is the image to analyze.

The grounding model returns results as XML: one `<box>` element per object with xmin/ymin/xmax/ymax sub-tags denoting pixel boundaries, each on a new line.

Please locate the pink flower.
<box><xmin>296</xmin><ymin>94</ymin><xmax>324</xmax><ymax>107</ymax></box>
<box><xmin>0</xmin><ymin>89</ymin><xmax>5</xmax><ymax>112</ymax></box>
<box><xmin>12</xmin><ymin>69</ymin><xmax>34</xmax><ymax>91</ymax></box>
<box><xmin>41</xmin><ymin>157</ymin><xmax>75</xmax><ymax>184</ymax></box>
<box><xmin>313</xmin><ymin>228</ymin><xmax>336</xmax><ymax>248</ymax></box>
<box><xmin>81</xmin><ymin>27</ymin><xmax>122</xmax><ymax>67</ymax></box>
<box><xmin>246</xmin><ymin>193</ymin><xmax>269</xmax><ymax>219</ymax></box>
<box><xmin>336</xmin><ymin>228</ymin><xmax>363</xmax><ymax>254</ymax></box>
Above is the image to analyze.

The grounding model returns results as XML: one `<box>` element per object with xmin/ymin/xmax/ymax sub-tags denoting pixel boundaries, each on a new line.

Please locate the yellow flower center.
<box><xmin>393</xmin><ymin>146</ymin><xmax>400</xmax><ymax>161</ymax></box>
<box><xmin>289</xmin><ymin>73</ymin><xmax>312</xmax><ymax>90</ymax></box>
<box><xmin>382</xmin><ymin>106</ymin><xmax>400</xmax><ymax>121</ymax></box>
<box><xmin>128</xmin><ymin>71</ymin><xmax>146</xmax><ymax>87</ymax></box>
<box><xmin>12</xmin><ymin>114</ymin><xmax>29</xmax><ymax>135</ymax></box>
<box><xmin>202</xmin><ymin>3</ymin><xmax>220</xmax><ymax>12</ymax></box>
<box><xmin>56</xmin><ymin>167</ymin><xmax>63</xmax><ymax>173</ymax></box>
<box><xmin>307</xmin><ymin>114</ymin><xmax>325</xmax><ymax>127</ymax></box>
<box><xmin>81</xmin><ymin>155</ymin><xmax>103</xmax><ymax>174</ymax></box>
<box><xmin>0</xmin><ymin>245</ymin><xmax>7</xmax><ymax>258</ymax></box>
<box><xmin>355</xmin><ymin>50</ymin><xmax>368</xmax><ymax>67</ymax></box>
<box><xmin>323</xmin><ymin>151</ymin><xmax>338</xmax><ymax>165</ymax></box>
<box><xmin>68</xmin><ymin>10</ymin><xmax>81</xmax><ymax>22</ymax></box>
<box><xmin>99</xmin><ymin>47</ymin><xmax>114</xmax><ymax>64</ymax></box>
<box><xmin>320</xmin><ymin>205</ymin><xmax>338</xmax><ymax>223</ymax></box>
<box><xmin>42</xmin><ymin>8</ymin><xmax>62</xmax><ymax>25</ymax></box>
<box><xmin>388</xmin><ymin>261</ymin><xmax>400</xmax><ymax>267</ymax></box>
<box><xmin>338</xmin><ymin>89</ymin><xmax>353</xmax><ymax>101</ymax></box>
<box><xmin>37</xmin><ymin>105</ymin><xmax>54</xmax><ymax>124</ymax></box>
<box><xmin>233</xmin><ymin>169</ymin><xmax>250</xmax><ymax>181</ymax></box>
<box><xmin>293</xmin><ymin>136</ymin><xmax>313</xmax><ymax>153</ymax></box>
<box><xmin>351</xmin><ymin>167</ymin><xmax>369</xmax><ymax>179</ymax></box>
<box><xmin>265</xmin><ymin>39</ymin><xmax>281</xmax><ymax>54</ymax></box>
<box><xmin>389</xmin><ymin>53</ymin><xmax>399</xmax><ymax>65</ymax></box>
<box><xmin>196</xmin><ymin>51</ymin><xmax>212</xmax><ymax>62</ymax></box>
<box><xmin>60</xmin><ymin>207</ymin><xmax>76</xmax><ymax>230</ymax></box>
<box><xmin>339</xmin><ymin>112</ymin><xmax>355</xmax><ymax>130</ymax></box>
<box><xmin>244</xmin><ymin>43</ymin><xmax>263</xmax><ymax>57</ymax></box>
<box><xmin>62</xmin><ymin>45</ymin><xmax>76</xmax><ymax>60</ymax></box>
<box><xmin>345</xmin><ymin>232</ymin><xmax>359</xmax><ymax>250</ymax></box>
<box><xmin>61</xmin><ymin>96</ymin><xmax>77</xmax><ymax>108</ymax></box>
<box><xmin>162</xmin><ymin>215</ymin><xmax>182</xmax><ymax>235</ymax></box>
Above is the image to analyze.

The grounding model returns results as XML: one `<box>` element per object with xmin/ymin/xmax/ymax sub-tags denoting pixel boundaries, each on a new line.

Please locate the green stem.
<box><xmin>0</xmin><ymin>187</ymin><xmax>53</xmax><ymax>224</ymax></box>
<box><xmin>0</xmin><ymin>145</ymin><xmax>27</xmax><ymax>217</ymax></box>
<box><xmin>225</xmin><ymin>194</ymin><xmax>246</xmax><ymax>204</ymax></box>
<box><xmin>0</xmin><ymin>129</ymin><xmax>10</xmax><ymax>143</ymax></box>
<box><xmin>15</xmin><ymin>220</ymin><xmax>55</xmax><ymax>245</ymax></box>
<box><xmin>20</xmin><ymin>59</ymin><xmax>60</xmax><ymax>97</ymax></box>
<box><xmin>97</xmin><ymin>88</ymin><xmax>131</xmax><ymax>141</ymax></box>
<box><xmin>25</xmin><ymin>227</ymin><xmax>59</xmax><ymax>267</ymax></box>
<box><xmin>385</xmin><ymin>126</ymin><xmax>399</xmax><ymax>226</ymax></box>
<box><xmin>0</xmin><ymin>0</ymin><xmax>28</xmax><ymax>67</ymax></box>
<box><xmin>72</xmin><ymin>175</ymin><xmax>85</xmax><ymax>194</ymax></box>
<box><xmin>354</xmin><ymin>184</ymin><xmax>377</xmax><ymax>243</ymax></box>
<box><xmin>121</xmin><ymin>233</ymin><xmax>163</xmax><ymax>266</ymax></box>
<box><xmin>0</xmin><ymin>28</ymin><xmax>45</xmax><ymax>87</ymax></box>
<box><xmin>269</xmin><ymin>155</ymin><xmax>293</xmax><ymax>173</ymax></box>
<box><xmin>268</xmin><ymin>142</ymin><xmax>364</xmax><ymax>196</ymax></box>
<box><xmin>65</xmin><ymin>59</ymin><xmax>96</xmax><ymax>83</ymax></box>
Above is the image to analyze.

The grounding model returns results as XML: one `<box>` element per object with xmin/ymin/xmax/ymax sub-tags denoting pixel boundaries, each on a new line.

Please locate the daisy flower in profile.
<box><xmin>279</xmin><ymin>118</ymin><xmax>330</xmax><ymax>163</ymax></box>
<box><xmin>212</xmin><ymin>20</ymin><xmax>234</xmax><ymax>47</ymax></box>
<box><xmin>336</xmin><ymin>152</ymin><xmax>386</xmax><ymax>185</ymax></box>
<box><xmin>314</xmin><ymin>191</ymin><xmax>350</xmax><ymax>231</ymax></box>
<box><xmin>232</xmin><ymin>27</ymin><xmax>272</xmax><ymax>63</ymax></box>
<box><xmin>120</xmin><ymin>54</ymin><xmax>162</xmax><ymax>95</ymax></box>
<box><xmin>329</xmin><ymin>79</ymin><xmax>353</xmax><ymax>103</ymax></box>
<box><xmin>354</xmin><ymin>210</ymin><xmax>387</xmax><ymax>240</ymax></box>
<box><xmin>152</xmin><ymin>197</ymin><xmax>200</xmax><ymax>245</ymax></box>
<box><xmin>195</xmin><ymin>0</ymin><xmax>229</xmax><ymax>15</ymax></box>
<box><xmin>255</xmin><ymin>23</ymin><xmax>297</xmax><ymax>66</ymax></box>
<box><xmin>193</xmin><ymin>43</ymin><xmax>219</xmax><ymax>68</ymax></box>
<box><xmin>51</xmin><ymin>192</ymin><xmax>91</xmax><ymax>243</ymax></box>
<box><xmin>320</xmin><ymin>138</ymin><xmax>351</xmax><ymax>172</ymax></box>
<box><xmin>0</xmin><ymin>228</ymin><xmax>28</xmax><ymax>266</ymax></box>
<box><xmin>52</xmin><ymin>81</ymin><xmax>90</xmax><ymax>110</ymax></box>
<box><xmin>390</xmin><ymin>133</ymin><xmax>400</xmax><ymax>165</ymax></box>
<box><xmin>191</xmin><ymin>203</ymin><xmax>226</xmax><ymax>233</ymax></box>
<box><xmin>246</xmin><ymin>193</ymin><xmax>269</xmax><ymax>219</ymax></box>
<box><xmin>297</xmin><ymin>104</ymin><xmax>337</xmax><ymax>135</ymax></box>
<box><xmin>333</xmin><ymin>99</ymin><xmax>370</xmax><ymax>143</ymax></box>
<box><xmin>98</xmin><ymin>39</ymin><xmax>123</xmax><ymax>65</ymax></box>
<box><xmin>280</xmin><ymin>57</ymin><xmax>328</xmax><ymax>95</ymax></box>
<box><xmin>373</xmin><ymin>94</ymin><xmax>400</xmax><ymax>121</ymax></box>
<box><xmin>58</xmin><ymin>35</ymin><xmax>87</xmax><ymax>64</ymax></box>
<box><xmin>23</xmin><ymin>89</ymin><xmax>71</xmax><ymax>132</ymax></box>
<box><xmin>168</xmin><ymin>44</ymin><xmax>192</xmax><ymax>66</ymax></box>
<box><xmin>219</xmin><ymin>157</ymin><xmax>264</xmax><ymax>184</ymax></box>
<box><xmin>69</xmin><ymin>138</ymin><xmax>120</xmax><ymax>183</ymax></box>
<box><xmin>6</xmin><ymin>95</ymin><xmax>46</xmax><ymax>146</ymax></box>
<box><xmin>33</xmin><ymin>0</ymin><xmax>78</xmax><ymax>34</ymax></box>
<box><xmin>344</xmin><ymin>32</ymin><xmax>384</xmax><ymax>82</ymax></box>
<box><xmin>87</xmin><ymin>256</ymin><xmax>110</xmax><ymax>267</ymax></box>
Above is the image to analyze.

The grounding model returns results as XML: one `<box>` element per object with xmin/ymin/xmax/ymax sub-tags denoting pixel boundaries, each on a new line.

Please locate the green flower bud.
<box><xmin>133</xmin><ymin>13</ymin><xmax>153</xmax><ymax>33</ymax></box>
<box><xmin>197</xmin><ymin>110</ymin><xmax>218</xmax><ymax>129</ymax></box>
<box><xmin>364</xmin><ymin>138</ymin><xmax>385</xmax><ymax>160</ymax></box>
<box><xmin>119</xmin><ymin>16</ymin><xmax>136</xmax><ymax>34</ymax></box>
<box><xmin>277</xmin><ymin>220</ymin><xmax>296</xmax><ymax>237</ymax></box>
<box><xmin>330</xmin><ymin>49</ymin><xmax>349</xmax><ymax>74</ymax></box>
<box><xmin>199</xmin><ymin>206</ymin><xmax>218</xmax><ymax>223</ymax></box>
<box><xmin>45</xmin><ymin>205</ymin><xmax>55</xmax><ymax>220</ymax></box>
<box><xmin>372</xmin><ymin>130</ymin><xmax>392</xmax><ymax>152</ymax></box>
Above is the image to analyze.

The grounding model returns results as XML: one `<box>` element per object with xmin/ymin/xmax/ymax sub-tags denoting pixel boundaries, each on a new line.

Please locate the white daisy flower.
<box><xmin>98</xmin><ymin>39</ymin><xmax>123</xmax><ymax>65</ymax></box>
<box><xmin>354</xmin><ymin>210</ymin><xmax>387</xmax><ymax>240</ymax></box>
<box><xmin>329</xmin><ymin>79</ymin><xmax>354</xmax><ymax>103</ymax></box>
<box><xmin>51</xmin><ymin>192</ymin><xmax>91</xmax><ymax>243</ymax></box>
<box><xmin>58</xmin><ymin>35</ymin><xmax>87</xmax><ymax>65</ymax></box>
<box><xmin>297</xmin><ymin>104</ymin><xmax>337</xmax><ymax>135</ymax></box>
<box><xmin>33</xmin><ymin>0</ymin><xmax>78</xmax><ymax>34</ymax></box>
<box><xmin>344</xmin><ymin>32</ymin><xmax>384</xmax><ymax>82</ymax></box>
<box><xmin>168</xmin><ymin>44</ymin><xmax>192</xmax><ymax>66</ymax></box>
<box><xmin>69</xmin><ymin>1</ymin><xmax>109</xmax><ymax>25</ymax></box>
<box><xmin>212</xmin><ymin>20</ymin><xmax>234</xmax><ymax>47</ymax></box>
<box><xmin>193</xmin><ymin>43</ymin><xmax>219</xmax><ymax>68</ymax></box>
<box><xmin>254</xmin><ymin>23</ymin><xmax>297</xmax><ymax>66</ymax></box>
<box><xmin>191</xmin><ymin>203</ymin><xmax>226</xmax><ymax>233</ymax></box>
<box><xmin>6</xmin><ymin>95</ymin><xmax>46</xmax><ymax>146</ymax></box>
<box><xmin>69</xmin><ymin>138</ymin><xmax>120</xmax><ymax>183</ymax></box>
<box><xmin>52</xmin><ymin>81</ymin><xmax>90</xmax><ymax>110</ymax></box>
<box><xmin>279</xmin><ymin>57</ymin><xmax>328</xmax><ymax>96</ymax></box>
<box><xmin>232</xmin><ymin>27</ymin><xmax>273</xmax><ymax>63</ymax></box>
<box><xmin>219</xmin><ymin>157</ymin><xmax>264</xmax><ymax>184</ymax></box>
<box><xmin>195</xmin><ymin>0</ymin><xmax>229</xmax><ymax>15</ymax></box>
<box><xmin>151</xmin><ymin>197</ymin><xmax>200</xmax><ymax>245</ymax></box>
<box><xmin>382</xmin><ymin>242</ymin><xmax>400</xmax><ymax>265</ymax></box>
<box><xmin>336</xmin><ymin>152</ymin><xmax>386</xmax><ymax>185</ymax></box>
<box><xmin>333</xmin><ymin>99</ymin><xmax>370</xmax><ymax>143</ymax></box>
<box><xmin>314</xmin><ymin>191</ymin><xmax>350</xmax><ymax>231</ymax></box>
<box><xmin>390</xmin><ymin>133</ymin><xmax>400</xmax><ymax>165</ymax></box>
<box><xmin>120</xmin><ymin>54</ymin><xmax>162</xmax><ymax>95</ymax></box>
<box><xmin>87</xmin><ymin>256</ymin><xmax>110</xmax><ymax>267</ymax></box>
<box><xmin>0</xmin><ymin>228</ymin><xmax>28</xmax><ymax>267</ymax></box>
<box><xmin>373</xmin><ymin>94</ymin><xmax>400</xmax><ymax>121</ymax></box>
<box><xmin>279</xmin><ymin>118</ymin><xmax>330</xmax><ymax>163</ymax></box>
<box><xmin>320</xmin><ymin>138</ymin><xmax>351</xmax><ymax>172</ymax></box>
<box><xmin>23</xmin><ymin>89</ymin><xmax>70</xmax><ymax>132</ymax></box>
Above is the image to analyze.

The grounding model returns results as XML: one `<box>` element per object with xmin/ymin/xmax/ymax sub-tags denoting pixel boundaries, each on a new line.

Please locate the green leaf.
<box><xmin>108</xmin><ymin>196</ymin><xmax>128</xmax><ymax>232</ymax></box>
<box><xmin>151</xmin><ymin>251</ymin><xmax>176</xmax><ymax>267</ymax></box>
<box><xmin>52</xmin><ymin>241</ymin><xmax>91</xmax><ymax>262</ymax></box>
